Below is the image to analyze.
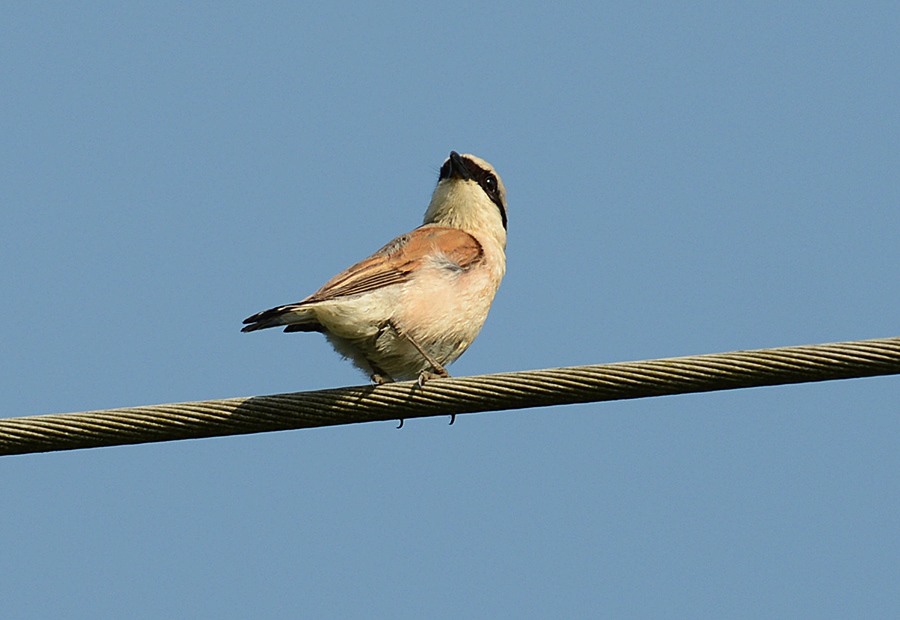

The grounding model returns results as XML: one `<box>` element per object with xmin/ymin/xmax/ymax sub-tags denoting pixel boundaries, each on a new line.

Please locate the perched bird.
<box><xmin>242</xmin><ymin>151</ymin><xmax>508</xmax><ymax>389</ymax></box>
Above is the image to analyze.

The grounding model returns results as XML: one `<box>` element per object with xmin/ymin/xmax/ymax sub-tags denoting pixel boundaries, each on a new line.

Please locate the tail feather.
<box><xmin>241</xmin><ymin>303</ymin><xmax>322</xmax><ymax>333</ymax></box>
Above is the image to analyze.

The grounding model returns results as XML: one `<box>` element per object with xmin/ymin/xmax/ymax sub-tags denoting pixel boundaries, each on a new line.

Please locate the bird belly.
<box><xmin>310</xmin><ymin>255</ymin><xmax>502</xmax><ymax>382</ymax></box>
<box><xmin>376</xmin><ymin>265</ymin><xmax>500</xmax><ymax>379</ymax></box>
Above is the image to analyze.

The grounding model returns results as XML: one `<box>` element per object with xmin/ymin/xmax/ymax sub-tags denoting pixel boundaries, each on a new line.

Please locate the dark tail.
<box><xmin>241</xmin><ymin>303</ymin><xmax>323</xmax><ymax>333</ymax></box>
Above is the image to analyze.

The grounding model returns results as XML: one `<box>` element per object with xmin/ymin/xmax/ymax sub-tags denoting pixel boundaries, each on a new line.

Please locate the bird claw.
<box><xmin>415</xmin><ymin>367</ymin><xmax>454</xmax><ymax>423</ymax></box>
<box><xmin>416</xmin><ymin>367</ymin><xmax>450</xmax><ymax>387</ymax></box>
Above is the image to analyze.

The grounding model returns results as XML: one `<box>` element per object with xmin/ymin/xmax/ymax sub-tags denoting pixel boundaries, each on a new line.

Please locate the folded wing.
<box><xmin>241</xmin><ymin>225</ymin><xmax>483</xmax><ymax>333</ymax></box>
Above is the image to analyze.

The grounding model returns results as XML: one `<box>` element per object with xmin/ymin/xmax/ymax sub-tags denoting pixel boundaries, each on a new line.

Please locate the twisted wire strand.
<box><xmin>2</xmin><ymin>336</ymin><xmax>899</xmax><ymax>457</ymax></box>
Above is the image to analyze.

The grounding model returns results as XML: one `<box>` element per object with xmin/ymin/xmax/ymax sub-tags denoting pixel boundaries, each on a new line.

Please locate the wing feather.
<box><xmin>241</xmin><ymin>226</ymin><xmax>483</xmax><ymax>332</ymax></box>
<box><xmin>306</xmin><ymin>225</ymin><xmax>483</xmax><ymax>302</ymax></box>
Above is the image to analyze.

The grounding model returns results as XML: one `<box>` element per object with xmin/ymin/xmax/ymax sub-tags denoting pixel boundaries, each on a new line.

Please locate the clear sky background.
<box><xmin>2</xmin><ymin>2</ymin><xmax>898</xmax><ymax>618</ymax></box>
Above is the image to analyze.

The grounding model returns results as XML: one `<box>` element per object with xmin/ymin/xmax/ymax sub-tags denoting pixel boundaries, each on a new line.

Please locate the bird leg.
<box><xmin>368</xmin><ymin>360</ymin><xmax>394</xmax><ymax>385</ymax></box>
<box><xmin>386</xmin><ymin>319</ymin><xmax>451</xmax><ymax>385</ymax></box>
<box><xmin>386</xmin><ymin>320</ymin><xmax>456</xmax><ymax>425</ymax></box>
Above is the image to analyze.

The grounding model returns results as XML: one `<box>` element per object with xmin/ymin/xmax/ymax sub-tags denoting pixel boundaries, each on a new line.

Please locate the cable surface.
<box><xmin>2</xmin><ymin>336</ymin><xmax>899</xmax><ymax>456</ymax></box>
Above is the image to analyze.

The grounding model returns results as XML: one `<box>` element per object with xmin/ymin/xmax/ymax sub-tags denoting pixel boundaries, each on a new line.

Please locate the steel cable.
<box><xmin>2</xmin><ymin>336</ymin><xmax>899</xmax><ymax>456</ymax></box>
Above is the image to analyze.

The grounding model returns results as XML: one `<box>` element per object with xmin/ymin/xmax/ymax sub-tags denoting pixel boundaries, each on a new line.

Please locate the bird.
<box><xmin>242</xmin><ymin>151</ymin><xmax>508</xmax><ymax>394</ymax></box>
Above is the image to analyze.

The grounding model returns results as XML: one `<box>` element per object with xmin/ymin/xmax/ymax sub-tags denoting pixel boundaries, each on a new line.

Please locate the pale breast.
<box><xmin>394</xmin><ymin>237</ymin><xmax>504</xmax><ymax>361</ymax></box>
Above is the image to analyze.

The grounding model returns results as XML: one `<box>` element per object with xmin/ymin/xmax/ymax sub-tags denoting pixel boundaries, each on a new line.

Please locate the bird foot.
<box><xmin>416</xmin><ymin>367</ymin><xmax>454</xmax><ymax>425</ymax></box>
<box><xmin>369</xmin><ymin>366</ymin><xmax>394</xmax><ymax>385</ymax></box>
<box><xmin>416</xmin><ymin>366</ymin><xmax>450</xmax><ymax>387</ymax></box>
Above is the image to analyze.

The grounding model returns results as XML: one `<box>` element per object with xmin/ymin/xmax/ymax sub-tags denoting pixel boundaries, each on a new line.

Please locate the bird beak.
<box><xmin>447</xmin><ymin>151</ymin><xmax>473</xmax><ymax>181</ymax></box>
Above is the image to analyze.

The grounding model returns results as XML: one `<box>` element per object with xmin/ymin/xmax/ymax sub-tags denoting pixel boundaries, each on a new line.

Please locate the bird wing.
<box><xmin>241</xmin><ymin>226</ymin><xmax>483</xmax><ymax>331</ymax></box>
<box><xmin>307</xmin><ymin>225</ymin><xmax>484</xmax><ymax>302</ymax></box>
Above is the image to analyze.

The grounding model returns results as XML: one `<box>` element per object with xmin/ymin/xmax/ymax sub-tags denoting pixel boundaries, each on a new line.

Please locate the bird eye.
<box><xmin>484</xmin><ymin>175</ymin><xmax>497</xmax><ymax>192</ymax></box>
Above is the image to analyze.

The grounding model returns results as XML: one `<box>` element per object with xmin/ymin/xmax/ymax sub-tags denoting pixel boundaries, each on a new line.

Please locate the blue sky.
<box><xmin>2</xmin><ymin>2</ymin><xmax>898</xmax><ymax>617</ymax></box>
